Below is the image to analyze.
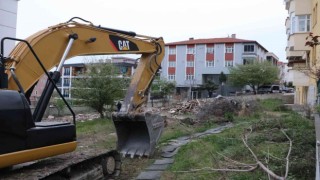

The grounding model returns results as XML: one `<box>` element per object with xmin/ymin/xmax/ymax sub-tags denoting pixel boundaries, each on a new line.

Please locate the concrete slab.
<box><xmin>168</xmin><ymin>140</ymin><xmax>189</xmax><ymax>146</ymax></box>
<box><xmin>153</xmin><ymin>158</ymin><xmax>174</xmax><ymax>165</ymax></box>
<box><xmin>162</xmin><ymin>145</ymin><xmax>179</xmax><ymax>152</ymax></box>
<box><xmin>161</xmin><ymin>147</ymin><xmax>180</xmax><ymax>158</ymax></box>
<box><xmin>176</xmin><ymin>136</ymin><xmax>190</xmax><ymax>141</ymax></box>
<box><xmin>136</xmin><ymin>171</ymin><xmax>162</xmax><ymax>180</ymax></box>
<box><xmin>146</xmin><ymin>164</ymin><xmax>169</xmax><ymax>171</ymax></box>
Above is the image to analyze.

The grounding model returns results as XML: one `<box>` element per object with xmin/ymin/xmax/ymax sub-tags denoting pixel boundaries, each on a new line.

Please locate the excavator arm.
<box><xmin>0</xmin><ymin>18</ymin><xmax>165</xmax><ymax>169</ymax></box>
<box><xmin>3</xmin><ymin>19</ymin><xmax>164</xmax><ymax>94</ymax></box>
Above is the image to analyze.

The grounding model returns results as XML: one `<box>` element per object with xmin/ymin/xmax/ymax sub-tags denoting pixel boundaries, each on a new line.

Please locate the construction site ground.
<box><xmin>0</xmin><ymin>93</ymin><xmax>296</xmax><ymax>179</ymax></box>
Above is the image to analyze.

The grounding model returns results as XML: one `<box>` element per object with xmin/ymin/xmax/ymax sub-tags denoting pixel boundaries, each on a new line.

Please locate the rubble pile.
<box><xmin>166</xmin><ymin>96</ymin><xmax>261</xmax><ymax>125</ymax></box>
<box><xmin>195</xmin><ymin>97</ymin><xmax>241</xmax><ymax>123</ymax></box>
<box><xmin>168</xmin><ymin>100</ymin><xmax>201</xmax><ymax>114</ymax></box>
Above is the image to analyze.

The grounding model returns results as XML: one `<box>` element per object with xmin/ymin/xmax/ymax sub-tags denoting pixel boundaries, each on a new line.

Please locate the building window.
<box><xmin>186</xmin><ymin>61</ymin><xmax>194</xmax><ymax>67</ymax></box>
<box><xmin>168</xmin><ymin>74</ymin><xmax>175</xmax><ymax>80</ymax></box>
<box><xmin>225</xmin><ymin>61</ymin><xmax>233</xmax><ymax>67</ymax></box>
<box><xmin>291</xmin><ymin>14</ymin><xmax>310</xmax><ymax>33</ymax></box>
<box><xmin>225</xmin><ymin>46</ymin><xmax>234</xmax><ymax>53</ymax></box>
<box><xmin>187</xmin><ymin>47</ymin><xmax>195</xmax><ymax>54</ymax></box>
<box><xmin>206</xmin><ymin>61</ymin><xmax>214</xmax><ymax>67</ymax></box>
<box><xmin>298</xmin><ymin>15</ymin><xmax>310</xmax><ymax>32</ymax></box>
<box><xmin>64</xmin><ymin>67</ymin><xmax>70</xmax><ymax>75</ymax></box>
<box><xmin>290</xmin><ymin>12</ymin><xmax>296</xmax><ymax>34</ymax></box>
<box><xmin>186</xmin><ymin>74</ymin><xmax>194</xmax><ymax>80</ymax></box>
<box><xmin>206</xmin><ymin>45</ymin><xmax>214</xmax><ymax>54</ymax></box>
<box><xmin>63</xmin><ymin>78</ymin><xmax>70</xmax><ymax>86</ymax></box>
<box><xmin>168</xmin><ymin>61</ymin><xmax>176</xmax><ymax>67</ymax></box>
<box><xmin>169</xmin><ymin>47</ymin><xmax>176</xmax><ymax>55</ymax></box>
<box><xmin>63</xmin><ymin>89</ymin><xmax>69</xmax><ymax>97</ymax></box>
<box><xmin>244</xmin><ymin>45</ymin><xmax>254</xmax><ymax>52</ymax></box>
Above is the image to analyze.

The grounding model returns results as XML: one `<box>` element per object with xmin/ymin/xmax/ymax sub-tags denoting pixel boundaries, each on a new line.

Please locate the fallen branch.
<box><xmin>174</xmin><ymin>165</ymin><xmax>258</xmax><ymax>173</ymax></box>
<box><xmin>217</xmin><ymin>152</ymin><xmax>257</xmax><ymax>167</ymax></box>
<box><xmin>196</xmin><ymin>99</ymin><xmax>201</xmax><ymax>106</ymax></box>
<box><xmin>261</xmin><ymin>150</ymin><xmax>283</xmax><ymax>161</ymax></box>
<box><xmin>281</xmin><ymin>129</ymin><xmax>292</xmax><ymax>179</ymax></box>
<box><xmin>242</xmin><ymin>129</ymin><xmax>285</xmax><ymax>180</ymax></box>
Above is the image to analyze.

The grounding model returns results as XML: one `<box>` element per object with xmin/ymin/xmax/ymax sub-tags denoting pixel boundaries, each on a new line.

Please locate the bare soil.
<box><xmin>0</xmin><ymin>97</ymin><xmax>249</xmax><ymax>179</ymax></box>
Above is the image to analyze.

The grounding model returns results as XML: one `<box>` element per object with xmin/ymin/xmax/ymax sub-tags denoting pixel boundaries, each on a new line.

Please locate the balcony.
<box><xmin>287</xmin><ymin>33</ymin><xmax>310</xmax><ymax>51</ymax></box>
<box><xmin>242</xmin><ymin>53</ymin><xmax>257</xmax><ymax>58</ymax></box>
<box><xmin>286</xmin><ymin>32</ymin><xmax>311</xmax><ymax>67</ymax></box>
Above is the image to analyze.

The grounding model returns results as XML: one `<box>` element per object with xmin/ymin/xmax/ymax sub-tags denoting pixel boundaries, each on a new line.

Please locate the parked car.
<box><xmin>257</xmin><ymin>85</ymin><xmax>281</xmax><ymax>94</ymax></box>
<box><xmin>282</xmin><ymin>87</ymin><xmax>295</xmax><ymax>93</ymax></box>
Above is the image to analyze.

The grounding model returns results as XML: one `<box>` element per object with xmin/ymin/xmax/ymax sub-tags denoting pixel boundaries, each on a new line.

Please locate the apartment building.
<box><xmin>284</xmin><ymin>0</ymin><xmax>314</xmax><ymax>105</ymax></box>
<box><xmin>160</xmin><ymin>35</ymin><xmax>276</xmax><ymax>98</ymax></box>
<box><xmin>310</xmin><ymin>0</ymin><xmax>320</xmax><ymax>104</ymax></box>
<box><xmin>278</xmin><ymin>61</ymin><xmax>294</xmax><ymax>86</ymax></box>
<box><xmin>0</xmin><ymin>0</ymin><xmax>19</xmax><ymax>56</ymax></box>
<box><xmin>30</xmin><ymin>56</ymin><xmax>136</xmax><ymax>105</ymax></box>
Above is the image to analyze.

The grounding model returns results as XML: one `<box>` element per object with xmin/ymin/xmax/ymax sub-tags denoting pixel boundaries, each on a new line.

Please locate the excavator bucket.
<box><xmin>112</xmin><ymin>112</ymin><xmax>165</xmax><ymax>158</ymax></box>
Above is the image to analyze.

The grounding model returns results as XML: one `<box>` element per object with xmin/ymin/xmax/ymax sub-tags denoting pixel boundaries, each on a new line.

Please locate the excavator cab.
<box><xmin>0</xmin><ymin>37</ymin><xmax>77</xmax><ymax>169</ymax></box>
<box><xmin>0</xmin><ymin>90</ymin><xmax>77</xmax><ymax>164</ymax></box>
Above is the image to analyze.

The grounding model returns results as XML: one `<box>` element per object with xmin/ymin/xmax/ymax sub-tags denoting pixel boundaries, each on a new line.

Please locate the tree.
<box><xmin>228</xmin><ymin>61</ymin><xmax>279</xmax><ymax>94</ymax></box>
<box><xmin>219</xmin><ymin>71</ymin><xmax>227</xmax><ymax>84</ymax></box>
<box><xmin>52</xmin><ymin>98</ymin><xmax>65</xmax><ymax>116</ymax></box>
<box><xmin>72</xmin><ymin>61</ymin><xmax>129</xmax><ymax>118</ymax></box>
<box><xmin>151</xmin><ymin>78</ymin><xmax>176</xmax><ymax>104</ymax></box>
<box><xmin>200</xmin><ymin>80</ymin><xmax>218</xmax><ymax>98</ymax></box>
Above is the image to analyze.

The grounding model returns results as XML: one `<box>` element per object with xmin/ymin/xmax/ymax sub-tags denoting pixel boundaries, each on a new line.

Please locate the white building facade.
<box><xmin>0</xmin><ymin>0</ymin><xmax>18</xmax><ymax>56</ymax></box>
<box><xmin>161</xmin><ymin>35</ymin><xmax>277</xmax><ymax>98</ymax></box>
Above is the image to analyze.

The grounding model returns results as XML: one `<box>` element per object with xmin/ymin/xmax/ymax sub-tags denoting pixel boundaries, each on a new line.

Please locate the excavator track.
<box><xmin>0</xmin><ymin>150</ymin><xmax>121</xmax><ymax>180</ymax></box>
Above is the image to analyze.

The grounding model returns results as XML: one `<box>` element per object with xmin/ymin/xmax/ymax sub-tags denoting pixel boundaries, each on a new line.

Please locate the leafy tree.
<box><xmin>159</xmin><ymin>79</ymin><xmax>176</xmax><ymax>97</ymax></box>
<box><xmin>200</xmin><ymin>80</ymin><xmax>218</xmax><ymax>97</ymax></box>
<box><xmin>228</xmin><ymin>61</ymin><xmax>279</xmax><ymax>94</ymax></box>
<box><xmin>219</xmin><ymin>71</ymin><xmax>227</xmax><ymax>84</ymax></box>
<box><xmin>72</xmin><ymin>61</ymin><xmax>129</xmax><ymax>118</ymax></box>
<box><xmin>53</xmin><ymin>98</ymin><xmax>65</xmax><ymax>116</ymax></box>
<box><xmin>151</xmin><ymin>78</ymin><xmax>175</xmax><ymax>103</ymax></box>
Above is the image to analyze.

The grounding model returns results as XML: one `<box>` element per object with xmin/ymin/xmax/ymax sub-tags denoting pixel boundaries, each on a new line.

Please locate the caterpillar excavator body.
<box><xmin>0</xmin><ymin>17</ymin><xmax>165</xmax><ymax>173</ymax></box>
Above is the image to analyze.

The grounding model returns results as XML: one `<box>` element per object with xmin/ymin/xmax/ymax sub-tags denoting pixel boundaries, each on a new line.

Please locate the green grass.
<box><xmin>162</xmin><ymin>99</ymin><xmax>316</xmax><ymax>180</ymax></box>
<box><xmin>76</xmin><ymin>118</ymin><xmax>117</xmax><ymax>150</ymax></box>
<box><xmin>76</xmin><ymin>118</ymin><xmax>115</xmax><ymax>135</ymax></box>
<box><xmin>159</xmin><ymin>121</ymin><xmax>218</xmax><ymax>144</ymax></box>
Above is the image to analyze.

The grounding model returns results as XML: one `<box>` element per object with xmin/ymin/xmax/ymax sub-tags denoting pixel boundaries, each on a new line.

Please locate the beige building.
<box><xmin>309</xmin><ymin>0</ymin><xmax>320</xmax><ymax>105</ymax></box>
<box><xmin>284</xmin><ymin>0</ymin><xmax>315</xmax><ymax>105</ymax></box>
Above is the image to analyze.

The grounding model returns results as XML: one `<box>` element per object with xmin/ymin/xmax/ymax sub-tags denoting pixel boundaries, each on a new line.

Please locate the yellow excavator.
<box><xmin>0</xmin><ymin>17</ymin><xmax>165</xmax><ymax>178</ymax></box>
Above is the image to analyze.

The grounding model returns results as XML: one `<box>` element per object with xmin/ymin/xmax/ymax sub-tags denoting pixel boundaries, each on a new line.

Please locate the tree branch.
<box><xmin>216</xmin><ymin>152</ymin><xmax>257</xmax><ymax>167</ymax></box>
<box><xmin>174</xmin><ymin>165</ymin><xmax>258</xmax><ymax>173</ymax></box>
<box><xmin>281</xmin><ymin>129</ymin><xmax>292</xmax><ymax>179</ymax></box>
<box><xmin>242</xmin><ymin>129</ymin><xmax>285</xmax><ymax>180</ymax></box>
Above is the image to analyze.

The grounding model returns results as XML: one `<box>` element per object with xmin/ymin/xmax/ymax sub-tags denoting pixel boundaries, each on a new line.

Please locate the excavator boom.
<box><xmin>0</xmin><ymin>17</ymin><xmax>165</xmax><ymax>170</ymax></box>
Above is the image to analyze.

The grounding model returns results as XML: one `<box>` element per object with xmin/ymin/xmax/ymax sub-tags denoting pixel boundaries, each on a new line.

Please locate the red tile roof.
<box><xmin>166</xmin><ymin>37</ymin><xmax>268</xmax><ymax>52</ymax></box>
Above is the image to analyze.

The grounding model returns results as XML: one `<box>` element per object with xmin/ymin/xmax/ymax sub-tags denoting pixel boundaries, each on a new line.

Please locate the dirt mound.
<box><xmin>167</xmin><ymin>96</ymin><xmax>260</xmax><ymax>125</ymax></box>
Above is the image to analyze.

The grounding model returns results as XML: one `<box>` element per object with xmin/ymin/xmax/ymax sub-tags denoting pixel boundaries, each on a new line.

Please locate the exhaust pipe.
<box><xmin>112</xmin><ymin>111</ymin><xmax>164</xmax><ymax>158</ymax></box>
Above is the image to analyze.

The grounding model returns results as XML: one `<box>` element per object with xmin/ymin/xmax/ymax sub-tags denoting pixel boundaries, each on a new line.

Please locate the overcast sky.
<box><xmin>16</xmin><ymin>0</ymin><xmax>288</xmax><ymax>61</ymax></box>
